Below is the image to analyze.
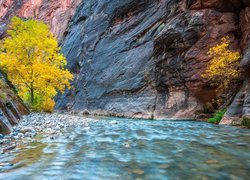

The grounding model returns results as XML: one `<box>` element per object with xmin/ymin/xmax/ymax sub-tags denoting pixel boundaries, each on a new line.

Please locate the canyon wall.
<box><xmin>56</xmin><ymin>0</ymin><xmax>250</xmax><ymax>124</ymax></box>
<box><xmin>0</xmin><ymin>0</ymin><xmax>250</xmax><ymax>127</ymax></box>
<box><xmin>0</xmin><ymin>0</ymin><xmax>82</xmax><ymax>41</ymax></box>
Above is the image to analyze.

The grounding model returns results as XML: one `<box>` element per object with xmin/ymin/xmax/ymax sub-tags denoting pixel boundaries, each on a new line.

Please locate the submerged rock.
<box><xmin>110</xmin><ymin>120</ymin><xmax>118</xmax><ymax>124</ymax></box>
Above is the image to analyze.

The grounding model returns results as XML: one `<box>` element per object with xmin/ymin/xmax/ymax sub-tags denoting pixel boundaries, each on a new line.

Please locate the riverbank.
<box><xmin>0</xmin><ymin>113</ymin><xmax>97</xmax><ymax>157</ymax></box>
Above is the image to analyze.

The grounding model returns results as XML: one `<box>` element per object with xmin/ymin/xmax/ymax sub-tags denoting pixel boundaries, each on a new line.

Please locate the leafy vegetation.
<box><xmin>0</xmin><ymin>91</ymin><xmax>8</xmax><ymax>103</ymax></box>
<box><xmin>242</xmin><ymin>117</ymin><xmax>250</xmax><ymax>128</ymax></box>
<box><xmin>208</xmin><ymin>109</ymin><xmax>226</xmax><ymax>124</ymax></box>
<box><xmin>202</xmin><ymin>37</ymin><xmax>241</xmax><ymax>121</ymax></box>
<box><xmin>0</xmin><ymin>79</ymin><xmax>9</xmax><ymax>103</ymax></box>
<box><xmin>202</xmin><ymin>36</ymin><xmax>241</xmax><ymax>90</ymax></box>
<box><xmin>0</xmin><ymin>17</ymin><xmax>73</xmax><ymax>112</ymax></box>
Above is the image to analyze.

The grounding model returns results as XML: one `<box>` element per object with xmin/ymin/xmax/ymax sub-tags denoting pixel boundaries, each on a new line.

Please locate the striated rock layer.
<box><xmin>55</xmin><ymin>0</ymin><xmax>250</xmax><ymax>124</ymax></box>
<box><xmin>0</xmin><ymin>0</ymin><xmax>82</xmax><ymax>41</ymax></box>
<box><xmin>0</xmin><ymin>76</ymin><xmax>29</xmax><ymax>134</ymax></box>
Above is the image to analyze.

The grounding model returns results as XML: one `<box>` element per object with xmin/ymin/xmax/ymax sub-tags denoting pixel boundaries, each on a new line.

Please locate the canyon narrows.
<box><xmin>0</xmin><ymin>1</ymin><xmax>250</xmax><ymax>179</ymax></box>
<box><xmin>0</xmin><ymin>0</ymin><xmax>250</xmax><ymax>133</ymax></box>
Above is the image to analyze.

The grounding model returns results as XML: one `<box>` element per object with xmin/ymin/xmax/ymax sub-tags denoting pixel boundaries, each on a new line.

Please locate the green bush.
<box><xmin>242</xmin><ymin>117</ymin><xmax>250</xmax><ymax>128</ymax></box>
<box><xmin>208</xmin><ymin>109</ymin><xmax>226</xmax><ymax>124</ymax></box>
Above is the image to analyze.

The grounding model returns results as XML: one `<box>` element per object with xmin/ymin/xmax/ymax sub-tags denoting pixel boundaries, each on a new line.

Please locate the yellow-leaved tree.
<box><xmin>0</xmin><ymin>16</ymin><xmax>73</xmax><ymax>112</ymax></box>
<box><xmin>202</xmin><ymin>36</ymin><xmax>241</xmax><ymax>90</ymax></box>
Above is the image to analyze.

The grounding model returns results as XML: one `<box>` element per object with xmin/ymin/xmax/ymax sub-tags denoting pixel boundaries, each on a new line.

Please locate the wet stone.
<box><xmin>0</xmin><ymin>113</ymin><xmax>97</xmax><ymax>155</ymax></box>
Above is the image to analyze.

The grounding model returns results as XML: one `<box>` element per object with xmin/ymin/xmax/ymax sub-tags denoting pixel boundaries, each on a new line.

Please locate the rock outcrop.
<box><xmin>55</xmin><ymin>0</ymin><xmax>250</xmax><ymax>123</ymax></box>
<box><xmin>0</xmin><ymin>0</ymin><xmax>82</xmax><ymax>41</ymax></box>
<box><xmin>220</xmin><ymin>3</ymin><xmax>250</xmax><ymax>126</ymax></box>
<box><xmin>0</xmin><ymin>75</ymin><xmax>29</xmax><ymax>134</ymax></box>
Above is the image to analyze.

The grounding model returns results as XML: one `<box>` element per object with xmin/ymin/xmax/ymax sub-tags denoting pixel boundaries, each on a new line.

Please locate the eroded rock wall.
<box><xmin>0</xmin><ymin>0</ymin><xmax>82</xmax><ymax>40</ymax></box>
<box><xmin>55</xmin><ymin>0</ymin><xmax>250</xmax><ymax>123</ymax></box>
<box><xmin>0</xmin><ymin>76</ymin><xmax>29</xmax><ymax>134</ymax></box>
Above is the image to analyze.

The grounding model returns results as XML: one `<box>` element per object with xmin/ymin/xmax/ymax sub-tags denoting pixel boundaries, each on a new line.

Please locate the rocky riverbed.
<box><xmin>1</xmin><ymin>116</ymin><xmax>249</xmax><ymax>179</ymax></box>
<box><xmin>0</xmin><ymin>113</ymin><xmax>98</xmax><ymax>159</ymax></box>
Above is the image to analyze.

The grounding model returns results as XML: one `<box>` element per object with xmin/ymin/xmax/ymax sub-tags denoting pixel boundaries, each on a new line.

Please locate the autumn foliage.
<box><xmin>0</xmin><ymin>17</ymin><xmax>73</xmax><ymax>112</ymax></box>
<box><xmin>202</xmin><ymin>36</ymin><xmax>241</xmax><ymax>89</ymax></box>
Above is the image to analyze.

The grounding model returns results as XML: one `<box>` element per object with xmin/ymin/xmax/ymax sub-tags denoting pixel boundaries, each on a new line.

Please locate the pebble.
<box><xmin>0</xmin><ymin>113</ymin><xmax>97</xmax><ymax>156</ymax></box>
<box><xmin>206</xmin><ymin>159</ymin><xmax>219</xmax><ymax>164</ymax></box>
<box><xmin>132</xmin><ymin>169</ymin><xmax>145</xmax><ymax>175</ymax></box>
<box><xmin>0</xmin><ymin>162</ymin><xmax>13</xmax><ymax>167</ymax></box>
<box><xmin>123</xmin><ymin>142</ymin><xmax>130</xmax><ymax>148</ymax></box>
<box><xmin>3</xmin><ymin>145</ymin><xmax>16</xmax><ymax>152</ymax></box>
<box><xmin>110</xmin><ymin>120</ymin><xmax>118</xmax><ymax>124</ymax></box>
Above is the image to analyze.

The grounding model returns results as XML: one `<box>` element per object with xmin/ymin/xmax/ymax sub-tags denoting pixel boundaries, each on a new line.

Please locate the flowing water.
<box><xmin>0</xmin><ymin>117</ymin><xmax>250</xmax><ymax>180</ymax></box>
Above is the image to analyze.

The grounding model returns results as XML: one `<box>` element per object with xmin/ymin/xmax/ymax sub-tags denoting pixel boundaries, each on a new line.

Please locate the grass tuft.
<box><xmin>208</xmin><ymin>109</ymin><xmax>226</xmax><ymax>124</ymax></box>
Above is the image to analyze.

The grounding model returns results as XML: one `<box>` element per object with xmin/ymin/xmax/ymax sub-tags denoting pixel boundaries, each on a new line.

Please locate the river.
<box><xmin>0</xmin><ymin>116</ymin><xmax>250</xmax><ymax>179</ymax></box>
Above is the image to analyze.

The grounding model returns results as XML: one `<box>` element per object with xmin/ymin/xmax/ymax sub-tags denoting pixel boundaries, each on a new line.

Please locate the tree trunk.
<box><xmin>30</xmin><ymin>83</ymin><xmax>34</xmax><ymax>106</ymax></box>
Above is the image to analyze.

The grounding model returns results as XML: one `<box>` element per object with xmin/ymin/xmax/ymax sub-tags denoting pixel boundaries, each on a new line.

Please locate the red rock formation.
<box><xmin>0</xmin><ymin>0</ymin><xmax>82</xmax><ymax>41</ymax></box>
<box><xmin>240</xmin><ymin>7</ymin><xmax>250</xmax><ymax>50</ymax></box>
<box><xmin>0</xmin><ymin>0</ymin><xmax>13</xmax><ymax>17</ymax></box>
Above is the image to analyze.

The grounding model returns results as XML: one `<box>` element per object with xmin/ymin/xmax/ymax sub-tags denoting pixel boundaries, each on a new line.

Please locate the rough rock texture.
<box><xmin>0</xmin><ymin>0</ymin><xmax>82</xmax><ymax>41</ymax></box>
<box><xmin>220</xmin><ymin>5</ymin><xmax>250</xmax><ymax>125</ymax></box>
<box><xmin>0</xmin><ymin>77</ymin><xmax>29</xmax><ymax>134</ymax></box>
<box><xmin>55</xmin><ymin>0</ymin><xmax>250</xmax><ymax>122</ymax></box>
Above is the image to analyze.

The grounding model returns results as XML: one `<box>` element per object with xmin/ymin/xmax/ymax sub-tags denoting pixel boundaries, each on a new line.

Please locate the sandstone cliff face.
<box><xmin>220</xmin><ymin>2</ymin><xmax>250</xmax><ymax>126</ymax></box>
<box><xmin>55</xmin><ymin>0</ymin><xmax>250</xmax><ymax>124</ymax></box>
<box><xmin>0</xmin><ymin>0</ymin><xmax>82</xmax><ymax>41</ymax></box>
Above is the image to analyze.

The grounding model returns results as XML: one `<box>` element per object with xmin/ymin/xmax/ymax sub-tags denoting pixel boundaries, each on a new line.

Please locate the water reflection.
<box><xmin>0</xmin><ymin>118</ymin><xmax>250</xmax><ymax>179</ymax></box>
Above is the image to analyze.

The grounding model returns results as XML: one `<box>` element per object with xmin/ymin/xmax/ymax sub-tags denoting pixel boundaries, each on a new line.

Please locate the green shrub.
<box><xmin>242</xmin><ymin>117</ymin><xmax>250</xmax><ymax>128</ymax></box>
<box><xmin>208</xmin><ymin>109</ymin><xmax>226</xmax><ymax>124</ymax></box>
